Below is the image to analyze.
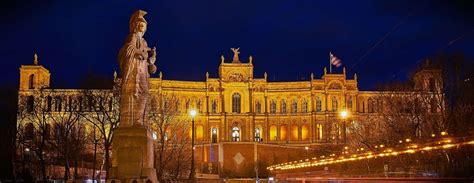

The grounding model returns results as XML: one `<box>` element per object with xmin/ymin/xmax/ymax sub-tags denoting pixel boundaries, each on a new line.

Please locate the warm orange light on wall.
<box><xmin>290</xmin><ymin>125</ymin><xmax>298</xmax><ymax>141</ymax></box>
<box><xmin>301</xmin><ymin>124</ymin><xmax>309</xmax><ymax>141</ymax></box>
<box><xmin>270</xmin><ymin>125</ymin><xmax>277</xmax><ymax>141</ymax></box>
<box><xmin>280</xmin><ymin>125</ymin><xmax>288</xmax><ymax>141</ymax></box>
<box><xmin>196</xmin><ymin>125</ymin><xmax>204</xmax><ymax>141</ymax></box>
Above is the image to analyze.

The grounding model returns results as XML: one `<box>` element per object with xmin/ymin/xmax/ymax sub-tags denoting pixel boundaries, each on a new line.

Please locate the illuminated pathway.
<box><xmin>268</xmin><ymin>135</ymin><xmax>474</xmax><ymax>171</ymax></box>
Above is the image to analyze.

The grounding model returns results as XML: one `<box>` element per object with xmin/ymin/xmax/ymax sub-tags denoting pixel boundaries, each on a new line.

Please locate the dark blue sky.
<box><xmin>1</xmin><ymin>0</ymin><xmax>473</xmax><ymax>90</ymax></box>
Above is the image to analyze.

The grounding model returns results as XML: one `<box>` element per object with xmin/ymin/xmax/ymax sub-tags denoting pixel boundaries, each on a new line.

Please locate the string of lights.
<box><xmin>267</xmin><ymin>133</ymin><xmax>474</xmax><ymax>171</ymax></box>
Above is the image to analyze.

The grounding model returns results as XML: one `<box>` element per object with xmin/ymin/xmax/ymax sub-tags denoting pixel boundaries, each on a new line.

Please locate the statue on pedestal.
<box><xmin>108</xmin><ymin>10</ymin><xmax>158</xmax><ymax>183</ymax></box>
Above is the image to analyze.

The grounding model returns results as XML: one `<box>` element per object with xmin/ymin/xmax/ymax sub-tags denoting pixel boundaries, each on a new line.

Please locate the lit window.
<box><xmin>292</xmin><ymin>100</ymin><xmax>298</xmax><ymax>113</ymax></box>
<box><xmin>211</xmin><ymin>128</ymin><xmax>218</xmax><ymax>143</ymax></box>
<box><xmin>316</xmin><ymin>97</ymin><xmax>322</xmax><ymax>112</ymax></box>
<box><xmin>232</xmin><ymin>127</ymin><xmax>240</xmax><ymax>142</ymax></box>
<box><xmin>270</xmin><ymin>100</ymin><xmax>277</xmax><ymax>113</ymax></box>
<box><xmin>302</xmin><ymin>99</ymin><xmax>308</xmax><ymax>113</ymax></box>
<box><xmin>254</xmin><ymin>128</ymin><xmax>261</xmax><ymax>142</ymax></box>
<box><xmin>281</xmin><ymin>100</ymin><xmax>287</xmax><ymax>113</ymax></box>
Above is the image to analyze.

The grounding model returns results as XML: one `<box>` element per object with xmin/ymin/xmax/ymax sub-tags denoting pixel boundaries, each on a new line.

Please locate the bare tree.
<box><xmin>79</xmin><ymin>89</ymin><xmax>120</xmax><ymax>181</ymax></box>
<box><xmin>16</xmin><ymin>90</ymin><xmax>54</xmax><ymax>182</ymax></box>
<box><xmin>46</xmin><ymin>90</ymin><xmax>82</xmax><ymax>181</ymax></box>
<box><xmin>149</xmin><ymin>94</ymin><xmax>192</xmax><ymax>181</ymax></box>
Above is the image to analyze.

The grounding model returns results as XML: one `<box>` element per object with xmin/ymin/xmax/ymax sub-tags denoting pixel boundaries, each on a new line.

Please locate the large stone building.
<box><xmin>18</xmin><ymin>50</ymin><xmax>443</xmax><ymax>178</ymax></box>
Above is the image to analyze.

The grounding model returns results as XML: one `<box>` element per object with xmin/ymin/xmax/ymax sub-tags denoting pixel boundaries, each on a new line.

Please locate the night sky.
<box><xmin>1</xmin><ymin>0</ymin><xmax>473</xmax><ymax>90</ymax></box>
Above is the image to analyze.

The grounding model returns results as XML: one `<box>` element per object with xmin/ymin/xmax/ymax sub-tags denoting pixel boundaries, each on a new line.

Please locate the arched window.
<box><xmin>108</xmin><ymin>98</ymin><xmax>113</xmax><ymax>112</ymax></box>
<box><xmin>66</xmin><ymin>96</ymin><xmax>72</xmax><ymax>111</ymax></box>
<box><xmin>292</xmin><ymin>100</ymin><xmax>298</xmax><ymax>113</ymax></box>
<box><xmin>26</xmin><ymin>96</ymin><xmax>34</xmax><ymax>112</ymax></box>
<box><xmin>211</xmin><ymin>128</ymin><xmax>218</xmax><ymax>143</ymax></box>
<box><xmin>87</xmin><ymin>96</ymin><xmax>94</xmax><ymax>112</ymax></box>
<box><xmin>316</xmin><ymin>124</ymin><xmax>323</xmax><ymax>140</ymax></box>
<box><xmin>196</xmin><ymin>100</ymin><xmax>202</xmax><ymax>113</ymax></box>
<box><xmin>28</xmin><ymin>74</ymin><xmax>35</xmax><ymax>89</ymax></box>
<box><xmin>255</xmin><ymin>101</ymin><xmax>261</xmax><ymax>113</ymax></box>
<box><xmin>211</xmin><ymin>101</ymin><xmax>217</xmax><ymax>113</ymax></box>
<box><xmin>232</xmin><ymin>127</ymin><xmax>240</xmax><ymax>142</ymax></box>
<box><xmin>332</xmin><ymin>96</ymin><xmax>338</xmax><ymax>112</ymax></box>
<box><xmin>254</xmin><ymin>128</ymin><xmax>261</xmax><ymax>142</ymax></box>
<box><xmin>232</xmin><ymin>93</ymin><xmax>241</xmax><ymax>113</ymax></box>
<box><xmin>429</xmin><ymin>78</ymin><xmax>436</xmax><ymax>92</ymax></box>
<box><xmin>347</xmin><ymin>96</ymin><xmax>352</xmax><ymax>111</ymax></box>
<box><xmin>185</xmin><ymin>99</ymin><xmax>190</xmax><ymax>112</ymax></box>
<box><xmin>54</xmin><ymin>96</ymin><xmax>62</xmax><ymax>112</ymax></box>
<box><xmin>78</xmin><ymin>96</ymin><xmax>83</xmax><ymax>112</ymax></box>
<box><xmin>302</xmin><ymin>99</ymin><xmax>308</xmax><ymax>113</ymax></box>
<box><xmin>368</xmin><ymin>99</ymin><xmax>375</xmax><ymax>113</ymax></box>
<box><xmin>46</xmin><ymin>96</ymin><xmax>52</xmax><ymax>112</ymax></box>
<box><xmin>281</xmin><ymin>100</ymin><xmax>287</xmax><ymax>113</ymax></box>
<box><xmin>316</xmin><ymin>97</ymin><xmax>322</xmax><ymax>112</ymax></box>
<box><xmin>175</xmin><ymin>99</ymin><xmax>180</xmax><ymax>113</ymax></box>
<box><xmin>270</xmin><ymin>100</ymin><xmax>277</xmax><ymax>113</ymax></box>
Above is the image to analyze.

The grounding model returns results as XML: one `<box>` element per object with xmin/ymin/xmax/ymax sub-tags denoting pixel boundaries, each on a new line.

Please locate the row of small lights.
<box><xmin>268</xmin><ymin>132</ymin><xmax>474</xmax><ymax>171</ymax></box>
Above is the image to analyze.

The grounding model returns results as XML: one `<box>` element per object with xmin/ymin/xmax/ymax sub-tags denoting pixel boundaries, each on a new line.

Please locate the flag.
<box><xmin>210</xmin><ymin>143</ymin><xmax>214</xmax><ymax>162</ymax></box>
<box><xmin>330</xmin><ymin>52</ymin><xmax>342</xmax><ymax>67</ymax></box>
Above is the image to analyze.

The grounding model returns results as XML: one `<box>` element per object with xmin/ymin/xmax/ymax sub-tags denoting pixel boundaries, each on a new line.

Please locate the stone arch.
<box><xmin>327</xmin><ymin>80</ymin><xmax>344</xmax><ymax>90</ymax></box>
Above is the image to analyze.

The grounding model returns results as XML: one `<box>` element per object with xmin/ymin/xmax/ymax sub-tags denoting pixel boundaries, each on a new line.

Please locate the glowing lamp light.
<box><xmin>305</xmin><ymin>146</ymin><xmax>309</xmax><ymax>150</ymax></box>
<box><xmin>190</xmin><ymin>109</ymin><xmax>197</xmax><ymax>117</ymax></box>
<box><xmin>340</xmin><ymin>110</ymin><xmax>349</xmax><ymax>119</ymax></box>
<box><xmin>441</xmin><ymin>131</ymin><xmax>448</xmax><ymax>136</ymax></box>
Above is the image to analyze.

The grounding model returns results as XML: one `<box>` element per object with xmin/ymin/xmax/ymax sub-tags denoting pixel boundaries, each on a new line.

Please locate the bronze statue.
<box><xmin>118</xmin><ymin>10</ymin><xmax>157</xmax><ymax>127</ymax></box>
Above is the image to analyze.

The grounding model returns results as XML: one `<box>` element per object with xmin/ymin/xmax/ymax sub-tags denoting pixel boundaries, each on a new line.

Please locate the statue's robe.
<box><xmin>118</xmin><ymin>33</ymin><xmax>150</xmax><ymax>126</ymax></box>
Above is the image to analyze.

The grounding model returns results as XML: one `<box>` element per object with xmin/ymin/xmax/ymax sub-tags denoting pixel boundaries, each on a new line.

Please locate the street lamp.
<box><xmin>189</xmin><ymin>109</ymin><xmax>197</xmax><ymax>182</ymax></box>
<box><xmin>339</xmin><ymin>109</ymin><xmax>349</xmax><ymax>144</ymax></box>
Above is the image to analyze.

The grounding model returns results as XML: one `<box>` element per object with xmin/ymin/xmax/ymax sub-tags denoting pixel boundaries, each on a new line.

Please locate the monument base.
<box><xmin>107</xmin><ymin>127</ymin><xmax>157</xmax><ymax>183</ymax></box>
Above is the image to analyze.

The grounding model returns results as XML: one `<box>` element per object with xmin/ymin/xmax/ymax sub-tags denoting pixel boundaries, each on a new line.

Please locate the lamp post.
<box><xmin>190</xmin><ymin>109</ymin><xmax>197</xmax><ymax>182</ymax></box>
<box><xmin>339</xmin><ymin>109</ymin><xmax>349</xmax><ymax>144</ymax></box>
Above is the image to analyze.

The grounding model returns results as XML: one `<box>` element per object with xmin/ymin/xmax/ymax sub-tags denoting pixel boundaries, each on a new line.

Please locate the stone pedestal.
<box><xmin>107</xmin><ymin>127</ymin><xmax>157</xmax><ymax>183</ymax></box>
